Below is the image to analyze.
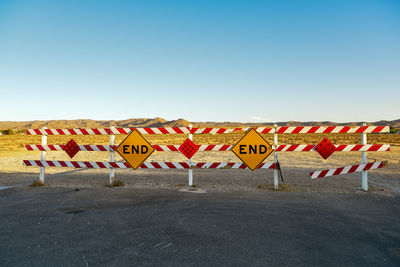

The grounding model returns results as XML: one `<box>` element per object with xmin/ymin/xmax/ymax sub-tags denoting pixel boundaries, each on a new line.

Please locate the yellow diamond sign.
<box><xmin>116</xmin><ymin>129</ymin><xmax>155</xmax><ymax>170</ymax></box>
<box><xmin>231</xmin><ymin>128</ymin><xmax>274</xmax><ymax>171</ymax></box>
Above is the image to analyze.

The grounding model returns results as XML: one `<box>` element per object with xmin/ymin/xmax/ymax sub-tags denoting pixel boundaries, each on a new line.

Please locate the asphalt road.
<box><xmin>0</xmin><ymin>187</ymin><xmax>399</xmax><ymax>266</ymax></box>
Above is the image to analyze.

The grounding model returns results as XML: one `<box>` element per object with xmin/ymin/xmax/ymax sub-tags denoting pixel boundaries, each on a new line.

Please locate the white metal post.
<box><xmin>188</xmin><ymin>124</ymin><xmax>193</xmax><ymax>186</ymax></box>
<box><xmin>273</xmin><ymin>124</ymin><xmax>279</xmax><ymax>189</ymax></box>
<box><xmin>39</xmin><ymin>127</ymin><xmax>47</xmax><ymax>183</ymax></box>
<box><xmin>361</xmin><ymin>122</ymin><xmax>368</xmax><ymax>191</ymax></box>
<box><xmin>109</xmin><ymin>126</ymin><xmax>115</xmax><ymax>185</ymax></box>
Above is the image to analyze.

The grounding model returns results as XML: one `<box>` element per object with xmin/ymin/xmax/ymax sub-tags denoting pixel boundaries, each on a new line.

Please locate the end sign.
<box><xmin>115</xmin><ymin>129</ymin><xmax>155</xmax><ymax>170</ymax></box>
<box><xmin>231</xmin><ymin>128</ymin><xmax>274</xmax><ymax>171</ymax></box>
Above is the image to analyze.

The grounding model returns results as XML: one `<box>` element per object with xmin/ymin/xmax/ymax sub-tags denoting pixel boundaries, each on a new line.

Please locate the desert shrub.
<box><xmin>1</xmin><ymin>129</ymin><xmax>14</xmax><ymax>135</ymax></box>
<box><xmin>107</xmin><ymin>180</ymin><xmax>125</xmax><ymax>187</ymax></box>
<box><xmin>390</xmin><ymin>127</ymin><xmax>397</xmax><ymax>133</ymax></box>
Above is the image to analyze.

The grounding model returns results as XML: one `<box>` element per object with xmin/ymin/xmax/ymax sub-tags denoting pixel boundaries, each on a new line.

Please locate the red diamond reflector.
<box><xmin>64</xmin><ymin>139</ymin><xmax>80</xmax><ymax>158</ymax></box>
<box><xmin>314</xmin><ymin>138</ymin><xmax>336</xmax><ymax>160</ymax></box>
<box><xmin>179</xmin><ymin>138</ymin><xmax>200</xmax><ymax>159</ymax></box>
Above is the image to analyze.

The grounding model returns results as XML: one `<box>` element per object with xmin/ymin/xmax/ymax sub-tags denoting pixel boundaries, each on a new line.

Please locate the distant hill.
<box><xmin>0</xmin><ymin>118</ymin><xmax>399</xmax><ymax>130</ymax></box>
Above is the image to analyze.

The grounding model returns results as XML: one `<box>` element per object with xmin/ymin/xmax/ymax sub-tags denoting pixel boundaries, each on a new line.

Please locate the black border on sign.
<box><xmin>115</xmin><ymin>128</ymin><xmax>155</xmax><ymax>170</ymax></box>
<box><xmin>231</xmin><ymin>128</ymin><xmax>274</xmax><ymax>171</ymax></box>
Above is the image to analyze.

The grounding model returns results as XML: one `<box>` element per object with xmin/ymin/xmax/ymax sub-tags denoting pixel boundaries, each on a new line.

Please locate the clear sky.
<box><xmin>0</xmin><ymin>0</ymin><xmax>399</xmax><ymax>123</ymax></box>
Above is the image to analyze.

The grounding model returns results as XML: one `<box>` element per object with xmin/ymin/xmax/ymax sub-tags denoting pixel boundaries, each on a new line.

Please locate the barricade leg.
<box><xmin>361</xmin><ymin>122</ymin><xmax>368</xmax><ymax>191</ymax></box>
<box><xmin>39</xmin><ymin>127</ymin><xmax>47</xmax><ymax>183</ymax></box>
<box><xmin>273</xmin><ymin>124</ymin><xmax>278</xmax><ymax>189</ymax></box>
<box><xmin>188</xmin><ymin>124</ymin><xmax>193</xmax><ymax>186</ymax></box>
<box><xmin>109</xmin><ymin>126</ymin><xmax>115</xmax><ymax>185</ymax></box>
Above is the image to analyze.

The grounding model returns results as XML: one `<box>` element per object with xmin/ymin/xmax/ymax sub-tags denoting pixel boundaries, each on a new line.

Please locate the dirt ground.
<box><xmin>0</xmin><ymin>133</ymin><xmax>399</xmax><ymax>195</ymax></box>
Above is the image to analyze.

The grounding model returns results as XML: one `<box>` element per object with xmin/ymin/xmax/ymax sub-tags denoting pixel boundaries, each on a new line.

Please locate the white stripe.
<box><xmin>99</xmin><ymin>129</ymin><xmax>107</xmax><ymax>135</ymax></box>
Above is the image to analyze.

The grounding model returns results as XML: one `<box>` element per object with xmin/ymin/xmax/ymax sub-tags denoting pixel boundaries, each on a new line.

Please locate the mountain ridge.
<box><xmin>0</xmin><ymin>118</ymin><xmax>399</xmax><ymax>130</ymax></box>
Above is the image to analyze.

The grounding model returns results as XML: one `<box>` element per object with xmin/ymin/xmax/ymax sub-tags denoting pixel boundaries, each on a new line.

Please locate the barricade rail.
<box><xmin>23</xmin><ymin>124</ymin><xmax>391</xmax><ymax>191</ymax></box>
<box><xmin>26</xmin><ymin>125</ymin><xmax>389</xmax><ymax>135</ymax></box>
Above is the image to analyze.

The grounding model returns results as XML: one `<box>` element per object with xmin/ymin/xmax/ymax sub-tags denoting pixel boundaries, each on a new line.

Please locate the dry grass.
<box><xmin>30</xmin><ymin>180</ymin><xmax>46</xmax><ymax>187</ymax></box>
<box><xmin>257</xmin><ymin>183</ymin><xmax>294</xmax><ymax>192</ymax></box>
<box><xmin>107</xmin><ymin>180</ymin><xmax>125</xmax><ymax>187</ymax></box>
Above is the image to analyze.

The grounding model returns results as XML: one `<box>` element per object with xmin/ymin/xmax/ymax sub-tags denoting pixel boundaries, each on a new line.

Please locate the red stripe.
<box><xmin>372</xmin><ymin>126</ymin><xmax>385</xmax><ymax>133</ymax></box>
<box><xmin>82</xmin><ymin>145</ymin><xmax>91</xmax><ymax>151</ymax></box>
<box><xmin>304</xmin><ymin>145</ymin><xmax>315</xmax><ymax>151</ymax></box>
<box><xmin>98</xmin><ymin>145</ymin><xmax>107</xmax><ymax>151</ymax></box>
<box><xmin>71</xmin><ymin>161</ymin><xmax>81</xmax><ymax>168</ymax></box>
<box><xmin>333</xmin><ymin>167</ymin><xmax>344</xmax><ymax>176</ymax></box>
<box><xmin>23</xmin><ymin>160</ymin><xmax>31</xmax><ymax>166</ymax></box>
<box><xmin>348</xmin><ymin>165</ymin><xmax>358</xmax><ymax>173</ymax></box>
<box><xmin>34</xmin><ymin>129</ymin><xmax>42</xmax><ymax>135</ymax></box>
<box><xmin>153</xmin><ymin>145</ymin><xmax>162</xmax><ymax>151</ymax></box>
<box><xmin>172</xmin><ymin>127</ymin><xmax>184</xmax><ymax>134</ymax></box>
<box><xmin>97</xmin><ymin>162</ymin><xmax>106</xmax><ymax>168</ymax></box>
<box><xmin>351</xmin><ymin>145</ymin><xmax>363</xmax><ymax>151</ymax></box>
<box><xmin>48</xmin><ymin>145</ymin><xmax>56</xmax><ymax>150</ymax></box>
<box><xmin>123</xmin><ymin>162</ymin><xmax>130</xmax><ymax>168</ymax></box>
<box><xmin>277</xmin><ymin>127</ymin><xmax>288</xmax><ymax>134</ymax></box>
<box><xmin>44</xmin><ymin>129</ymin><xmax>53</xmax><ymax>135</ymax></box>
<box><xmin>165</xmin><ymin>162</ymin><xmax>176</xmax><ymax>168</ymax></box>
<box><xmin>151</xmin><ymin>162</ymin><xmax>162</xmax><ymax>169</ymax></box>
<box><xmin>227</xmin><ymin>163</ymin><xmax>235</xmax><ymax>168</ymax></box>
<box><xmin>48</xmin><ymin>161</ymin><xmax>56</xmax><ymax>167</ymax></box>
<box><xmin>334</xmin><ymin>145</ymin><xmax>346</xmax><ymax>151</ymax></box>
<box><xmin>69</xmin><ymin>129</ymin><xmax>77</xmax><ymax>135</ymax></box>
<box><xmin>216</xmin><ymin>128</ymin><xmax>226</xmax><ymax>134</ymax></box>
<box><xmin>308</xmin><ymin>126</ymin><xmax>319</xmax><ymax>133</ymax></box>
<box><xmin>110</xmin><ymin>162</ymin><xmax>119</xmax><ymax>168</ymax></box>
<box><xmin>239</xmin><ymin>164</ymin><xmax>247</xmax><ymax>169</ymax></box>
<box><xmin>105</xmin><ymin>128</ymin><xmax>111</xmax><ymax>134</ymax></box>
<box><xmin>144</xmin><ymin>128</ymin><xmax>155</xmax><ymax>134</ymax></box>
<box><xmin>26</xmin><ymin>130</ymin><xmax>31</xmax><ymax>135</ymax></box>
<box><xmin>80</xmin><ymin>129</ymin><xmax>89</xmax><ymax>135</ymax></box>
<box><xmin>59</xmin><ymin>161</ymin><xmax>68</xmax><ymax>167</ymax></box>
<box><xmin>55</xmin><ymin>129</ymin><xmax>63</xmax><ymax>135</ymax></box>
<box><xmin>275</xmin><ymin>146</ymin><xmax>283</xmax><ymax>151</ymax></box>
<box><xmin>210</xmin><ymin>163</ymin><xmax>220</xmax><ymax>168</ymax></box>
<box><xmin>260</xmin><ymin>128</ymin><xmax>273</xmax><ymax>133</ymax></box>
<box><xmin>196</xmin><ymin>163</ymin><xmax>205</xmax><ymax>168</ymax></box>
<box><xmin>181</xmin><ymin>162</ymin><xmax>190</xmax><ymax>168</ymax></box>
<box><xmin>368</xmin><ymin>144</ymin><xmax>381</xmax><ymax>151</ymax></box>
<box><xmin>140</xmin><ymin>163</ymin><xmax>148</xmax><ymax>168</ymax></box>
<box><xmin>204</xmin><ymin>145</ymin><xmax>215</xmax><ymax>151</ymax></box>
<box><xmin>25</xmin><ymin>145</ymin><xmax>33</xmax><ymax>150</ymax></box>
<box><xmin>168</xmin><ymin>145</ymin><xmax>179</xmax><ymax>151</ymax></box>
<box><xmin>324</xmin><ymin>126</ymin><xmax>336</xmax><ymax>133</ymax></box>
<box><xmin>338</xmin><ymin>126</ymin><xmax>351</xmax><ymax>133</ymax></box>
<box><xmin>287</xmin><ymin>145</ymin><xmax>298</xmax><ymax>151</ymax></box>
<box><xmin>202</xmin><ymin>128</ymin><xmax>212</xmax><ymax>134</ymax></box>
<box><xmin>221</xmin><ymin>145</ymin><xmax>230</xmax><ymax>151</ymax></box>
<box><xmin>291</xmin><ymin>127</ymin><xmax>302</xmax><ymax>134</ymax></box>
<box><xmin>318</xmin><ymin>170</ymin><xmax>329</xmax><ymax>178</ymax></box>
<box><xmin>190</xmin><ymin>127</ymin><xmax>199</xmax><ymax>134</ymax></box>
<box><xmin>258</xmin><ymin>163</ymin><xmax>265</xmax><ymax>168</ymax></box>
<box><xmin>355</xmin><ymin>126</ymin><xmax>368</xmax><ymax>133</ymax></box>
<box><xmin>116</xmin><ymin>128</ymin><xmax>124</xmax><ymax>134</ymax></box>
<box><xmin>83</xmin><ymin>162</ymin><xmax>93</xmax><ymax>168</ymax></box>
<box><xmin>34</xmin><ymin>160</ymin><xmax>43</xmax><ymax>166</ymax></box>
<box><xmin>158</xmin><ymin>128</ymin><xmax>169</xmax><ymax>134</ymax></box>
<box><xmin>364</xmin><ymin>162</ymin><xmax>374</xmax><ymax>170</ymax></box>
<box><xmin>270</xmin><ymin>163</ymin><xmax>276</xmax><ymax>169</ymax></box>
<box><xmin>92</xmin><ymin>129</ymin><xmax>101</xmax><ymax>135</ymax></box>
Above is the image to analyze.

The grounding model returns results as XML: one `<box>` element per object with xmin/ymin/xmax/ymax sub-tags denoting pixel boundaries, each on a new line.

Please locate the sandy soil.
<box><xmin>0</xmin><ymin>134</ymin><xmax>399</xmax><ymax>195</ymax></box>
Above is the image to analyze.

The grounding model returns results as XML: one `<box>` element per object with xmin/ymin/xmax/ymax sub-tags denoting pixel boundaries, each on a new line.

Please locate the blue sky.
<box><xmin>0</xmin><ymin>0</ymin><xmax>399</xmax><ymax>122</ymax></box>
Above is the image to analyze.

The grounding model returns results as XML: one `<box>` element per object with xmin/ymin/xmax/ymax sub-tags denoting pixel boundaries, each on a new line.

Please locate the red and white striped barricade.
<box><xmin>24</xmin><ymin>124</ymin><xmax>390</xmax><ymax>191</ymax></box>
